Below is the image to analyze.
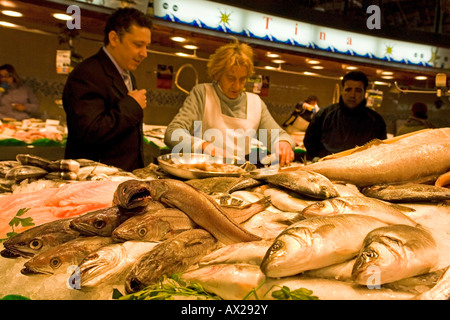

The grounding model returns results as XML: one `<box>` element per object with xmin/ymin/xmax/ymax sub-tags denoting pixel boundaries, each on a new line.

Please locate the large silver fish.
<box><xmin>21</xmin><ymin>236</ymin><xmax>112</xmax><ymax>275</ymax></box>
<box><xmin>125</xmin><ymin>229</ymin><xmax>218</xmax><ymax>293</ymax></box>
<box><xmin>260</xmin><ymin>214</ymin><xmax>388</xmax><ymax>278</ymax></box>
<box><xmin>111</xmin><ymin>208</ymin><xmax>197</xmax><ymax>242</ymax></box>
<box><xmin>361</xmin><ymin>183</ymin><xmax>450</xmax><ymax>202</ymax></box>
<box><xmin>352</xmin><ymin>224</ymin><xmax>439</xmax><ymax>285</ymax></box>
<box><xmin>301</xmin><ymin>196</ymin><xmax>417</xmax><ymax>226</ymax></box>
<box><xmin>70</xmin><ymin>202</ymin><xmax>166</xmax><ymax>237</ymax></box>
<box><xmin>144</xmin><ymin>179</ymin><xmax>262</xmax><ymax>244</ymax></box>
<box><xmin>2</xmin><ymin>218</ymin><xmax>81</xmax><ymax>258</ymax></box>
<box><xmin>286</xmin><ymin>128</ymin><xmax>450</xmax><ymax>187</ymax></box>
<box><xmin>77</xmin><ymin>241</ymin><xmax>159</xmax><ymax>288</ymax></box>
<box><xmin>249</xmin><ymin>170</ymin><xmax>339</xmax><ymax>199</ymax></box>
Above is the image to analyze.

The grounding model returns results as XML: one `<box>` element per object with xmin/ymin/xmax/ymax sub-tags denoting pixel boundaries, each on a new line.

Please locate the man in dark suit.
<box><xmin>63</xmin><ymin>8</ymin><xmax>152</xmax><ymax>171</ymax></box>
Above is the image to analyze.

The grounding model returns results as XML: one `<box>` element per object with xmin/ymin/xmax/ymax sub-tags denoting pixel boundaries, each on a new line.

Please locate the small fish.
<box><xmin>361</xmin><ymin>183</ymin><xmax>450</xmax><ymax>202</ymax></box>
<box><xmin>21</xmin><ymin>236</ymin><xmax>112</xmax><ymax>275</ymax></box>
<box><xmin>260</xmin><ymin>214</ymin><xmax>388</xmax><ymax>278</ymax></box>
<box><xmin>5</xmin><ymin>165</ymin><xmax>48</xmax><ymax>181</ymax></box>
<box><xmin>249</xmin><ymin>170</ymin><xmax>339</xmax><ymax>199</ymax></box>
<box><xmin>77</xmin><ymin>241</ymin><xmax>159</xmax><ymax>288</ymax></box>
<box><xmin>199</xmin><ymin>240</ymin><xmax>273</xmax><ymax>266</ymax></box>
<box><xmin>301</xmin><ymin>196</ymin><xmax>417</xmax><ymax>226</ymax></box>
<box><xmin>70</xmin><ymin>202</ymin><xmax>166</xmax><ymax>237</ymax></box>
<box><xmin>16</xmin><ymin>154</ymin><xmax>51</xmax><ymax>170</ymax></box>
<box><xmin>2</xmin><ymin>218</ymin><xmax>81</xmax><ymax>258</ymax></box>
<box><xmin>111</xmin><ymin>208</ymin><xmax>197</xmax><ymax>242</ymax></box>
<box><xmin>181</xmin><ymin>264</ymin><xmax>266</xmax><ymax>300</ymax></box>
<box><xmin>125</xmin><ymin>229</ymin><xmax>218</xmax><ymax>293</ymax></box>
<box><xmin>145</xmin><ymin>179</ymin><xmax>262</xmax><ymax>244</ymax></box>
<box><xmin>352</xmin><ymin>224</ymin><xmax>439</xmax><ymax>285</ymax></box>
<box><xmin>113</xmin><ymin>180</ymin><xmax>154</xmax><ymax>209</ymax></box>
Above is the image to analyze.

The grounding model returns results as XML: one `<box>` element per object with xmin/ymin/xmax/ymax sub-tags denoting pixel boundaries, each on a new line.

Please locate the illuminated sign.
<box><xmin>153</xmin><ymin>0</ymin><xmax>450</xmax><ymax>69</ymax></box>
<box><xmin>73</xmin><ymin>0</ymin><xmax>149</xmax><ymax>13</ymax></box>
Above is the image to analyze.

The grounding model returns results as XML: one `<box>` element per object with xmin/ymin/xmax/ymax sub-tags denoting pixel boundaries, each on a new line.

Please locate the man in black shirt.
<box><xmin>304</xmin><ymin>71</ymin><xmax>387</xmax><ymax>159</ymax></box>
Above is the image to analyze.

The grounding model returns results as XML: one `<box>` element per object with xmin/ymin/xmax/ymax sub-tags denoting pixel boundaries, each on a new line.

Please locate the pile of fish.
<box><xmin>0</xmin><ymin>128</ymin><xmax>449</xmax><ymax>300</ymax></box>
<box><xmin>0</xmin><ymin>154</ymin><xmax>144</xmax><ymax>195</ymax></box>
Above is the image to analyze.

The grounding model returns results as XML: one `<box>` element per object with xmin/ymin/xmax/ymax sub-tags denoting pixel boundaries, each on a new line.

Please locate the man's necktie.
<box><xmin>122</xmin><ymin>72</ymin><xmax>133</xmax><ymax>92</ymax></box>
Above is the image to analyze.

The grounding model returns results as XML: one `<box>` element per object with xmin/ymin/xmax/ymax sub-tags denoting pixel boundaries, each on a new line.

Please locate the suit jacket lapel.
<box><xmin>97</xmin><ymin>49</ymin><xmax>129</xmax><ymax>96</ymax></box>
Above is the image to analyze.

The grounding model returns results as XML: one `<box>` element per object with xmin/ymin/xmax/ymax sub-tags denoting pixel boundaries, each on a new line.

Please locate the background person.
<box><xmin>0</xmin><ymin>64</ymin><xmax>39</xmax><ymax>120</ymax></box>
<box><xmin>63</xmin><ymin>8</ymin><xmax>151</xmax><ymax>172</ymax></box>
<box><xmin>164</xmin><ymin>41</ymin><xmax>295</xmax><ymax>167</ymax></box>
<box><xmin>396</xmin><ymin>102</ymin><xmax>434</xmax><ymax>136</ymax></box>
<box><xmin>303</xmin><ymin>71</ymin><xmax>387</xmax><ymax>159</ymax></box>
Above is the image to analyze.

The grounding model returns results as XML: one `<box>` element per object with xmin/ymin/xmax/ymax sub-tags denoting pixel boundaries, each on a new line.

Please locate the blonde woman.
<box><xmin>164</xmin><ymin>41</ymin><xmax>295</xmax><ymax>166</ymax></box>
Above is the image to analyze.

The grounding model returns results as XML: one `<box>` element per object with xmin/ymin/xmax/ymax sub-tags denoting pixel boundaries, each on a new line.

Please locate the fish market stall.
<box><xmin>0</xmin><ymin>128</ymin><xmax>449</xmax><ymax>300</ymax></box>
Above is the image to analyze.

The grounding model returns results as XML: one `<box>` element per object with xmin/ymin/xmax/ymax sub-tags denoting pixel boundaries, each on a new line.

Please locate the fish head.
<box><xmin>301</xmin><ymin>200</ymin><xmax>341</xmax><ymax>217</ymax></box>
<box><xmin>352</xmin><ymin>238</ymin><xmax>402</xmax><ymax>285</ymax></box>
<box><xmin>21</xmin><ymin>251</ymin><xmax>66</xmax><ymax>275</ymax></box>
<box><xmin>3</xmin><ymin>231</ymin><xmax>75</xmax><ymax>258</ymax></box>
<box><xmin>70</xmin><ymin>207</ymin><xmax>122</xmax><ymax>236</ymax></box>
<box><xmin>113</xmin><ymin>180</ymin><xmax>153</xmax><ymax>209</ymax></box>
<box><xmin>79</xmin><ymin>245</ymin><xmax>122</xmax><ymax>288</ymax></box>
<box><xmin>260</xmin><ymin>226</ymin><xmax>313</xmax><ymax>278</ymax></box>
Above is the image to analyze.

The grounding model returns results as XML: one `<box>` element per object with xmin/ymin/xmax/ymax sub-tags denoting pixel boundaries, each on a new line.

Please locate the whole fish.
<box><xmin>199</xmin><ymin>240</ymin><xmax>273</xmax><ymax>266</ymax></box>
<box><xmin>249</xmin><ymin>170</ymin><xmax>339</xmax><ymax>199</ymax></box>
<box><xmin>21</xmin><ymin>236</ymin><xmax>112</xmax><ymax>275</ymax></box>
<box><xmin>219</xmin><ymin>196</ymin><xmax>271</xmax><ymax>224</ymax></box>
<box><xmin>361</xmin><ymin>183</ymin><xmax>450</xmax><ymax>202</ymax></box>
<box><xmin>286</xmin><ymin>128</ymin><xmax>450</xmax><ymax>187</ymax></box>
<box><xmin>77</xmin><ymin>241</ymin><xmax>159</xmax><ymax>288</ymax></box>
<box><xmin>111</xmin><ymin>208</ymin><xmax>197</xmax><ymax>242</ymax></box>
<box><xmin>352</xmin><ymin>224</ymin><xmax>439</xmax><ymax>285</ymax></box>
<box><xmin>70</xmin><ymin>202</ymin><xmax>166</xmax><ymax>237</ymax></box>
<box><xmin>125</xmin><ymin>229</ymin><xmax>218</xmax><ymax>293</ymax></box>
<box><xmin>144</xmin><ymin>179</ymin><xmax>262</xmax><ymax>244</ymax></box>
<box><xmin>181</xmin><ymin>264</ymin><xmax>266</xmax><ymax>300</ymax></box>
<box><xmin>301</xmin><ymin>196</ymin><xmax>417</xmax><ymax>226</ymax></box>
<box><xmin>260</xmin><ymin>214</ymin><xmax>388</xmax><ymax>278</ymax></box>
<box><xmin>5</xmin><ymin>165</ymin><xmax>48</xmax><ymax>181</ymax></box>
<box><xmin>2</xmin><ymin>218</ymin><xmax>81</xmax><ymax>258</ymax></box>
<box><xmin>0</xmin><ymin>160</ymin><xmax>20</xmax><ymax>177</ymax></box>
<box><xmin>16</xmin><ymin>154</ymin><xmax>51</xmax><ymax>170</ymax></box>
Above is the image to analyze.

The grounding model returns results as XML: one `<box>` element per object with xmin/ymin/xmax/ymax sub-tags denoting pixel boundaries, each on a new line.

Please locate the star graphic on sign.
<box><xmin>385</xmin><ymin>44</ymin><xmax>394</xmax><ymax>55</ymax></box>
<box><xmin>219</xmin><ymin>10</ymin><xmax>231</xmax><ymax>25</ymax></box>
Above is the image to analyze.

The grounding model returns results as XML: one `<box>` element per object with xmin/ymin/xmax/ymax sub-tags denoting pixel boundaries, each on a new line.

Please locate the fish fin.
<box><xmin>389</xmin><ymin>203</ymin><xmax>416</xmax><ymax>212</ymax></box>
<box><xmin>313</xmin><ymin>223</ymin><xmax>336</xmax><ymax>237</ymax></box>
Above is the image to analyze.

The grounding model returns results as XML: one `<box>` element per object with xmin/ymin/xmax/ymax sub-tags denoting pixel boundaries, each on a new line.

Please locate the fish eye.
<box><xmin>362</xmin><ymin>250</ymin><xmax>378</xmax><ymax>262</ymax></box>
<box><xmin>29</xmin><ymin>239</ymin><xmax>43</xmax><ymax>250</ymax></box>
<box><xmin>94</xmin><ymin>219</ymin><xmax>106</xmax><ymax>229</ymax></box>
<box><xmin>270</xmin><ymin>240</ymin><xmax>283</xmax><ymax>252</ymax></box>
<box><xmin>50</xmin><ymin>257</ymin><xmax>62</xmax><ymax>269</ymax></box>
<box><xmin>138</xmin><ymin>227</ymin><xmax>147</xmax><ymax>237</ymax></box>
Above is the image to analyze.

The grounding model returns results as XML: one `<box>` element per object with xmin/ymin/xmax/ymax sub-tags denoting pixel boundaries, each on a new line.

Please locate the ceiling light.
<box><xmin>1</xmin><ymin>10</ymin><xmax>22</xmax><ymax>17</ymax></box>
<box><xmin>175</xmin><ymin>52</ymin><xmax>190</xmax><ymax>57</ymax></box>
<box><xmin>266</xmin><ymin>52</ymin><xmax>280</xmax><ymax>58</ymax></box>
<box><xmin>381</xmin><ymin>75</ymin><xmax>394</xmax><ymax>79</ymax></box>
<box><xmin>272</xmin><ymin>59</ymin><xmax>285</xmax><ymax>64</ymax></box>
<box><xmin>170</xmin><ymin>36</ymin><xmax>186</xmax><ymax>42</ymax></box>
<box><xmin>311</xmin><ymin>65</ymin><xmax>324</xmax><ymax>69</ymax></box>
<box><xmin>304</xmin><ymin>71</ymin><xmax>317</xmax><ymax>76</ymax></box>
<box><xmin>183</xmin><ymin>44</ymin><xmax>198</xmax><ymax>50</ymax></box>
<box><xmin>345</xmin><ymin>66</ymin><xmax>358</xmax><ymax>70</ymax></box>
<box><xmin>381</xmin><ymin>71</ymin><xmax>394</xmax><ymax>75</ymax></box>
<box><xmin>414</xmin><ymin>76</ymin><xmax>428</xmax><ymax>80</ymax></box>
<box><xmin>306</xmin><ymin>59</ymin><xmax>320</xmax><ymax>64</ymax></box>
<box><xmin>52</xmin><ymin>13</ymin><xmax>73</xmax><ymax>21</ymax></box>
<box><xmin>0</xmin><ymin>20</ymin><xmax>17</xmax><ymax>27</ymax></box>
<box><xmin>264</xmin><ymin>66</ymin><xmax>278</xmax><ymax>70</ymax></box>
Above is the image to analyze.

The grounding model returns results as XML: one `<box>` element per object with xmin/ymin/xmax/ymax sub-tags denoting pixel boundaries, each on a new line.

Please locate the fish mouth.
<box><xmin>125</xmin><ymin>276</ymin><xmax>145</xmax><ymax>294</ymax></box>
<box><xmin>20</xmin><ymin>266</ymin><xmax>52</xmax><ymax>276</ymax></box>
<box><xmin>1</xmin><ymin>246</ymin><xmax>34</xmax><ymax>258</ymax></box>
<box><xmin>0</xmin><ymin>248</ymin><xmax>22</xmax><ymax>259</ymax></box>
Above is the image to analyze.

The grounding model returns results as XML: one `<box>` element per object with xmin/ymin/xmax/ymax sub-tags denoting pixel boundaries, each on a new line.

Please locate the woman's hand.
<box><xmin>275</xmin><ymin>140</ymin><xmax>295</xmax><ymax>167</ymax></box>
<box><xmin>201</xmin><ymin>141</ymin><xmax>236</xmax><ymax>159</ymax></box>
